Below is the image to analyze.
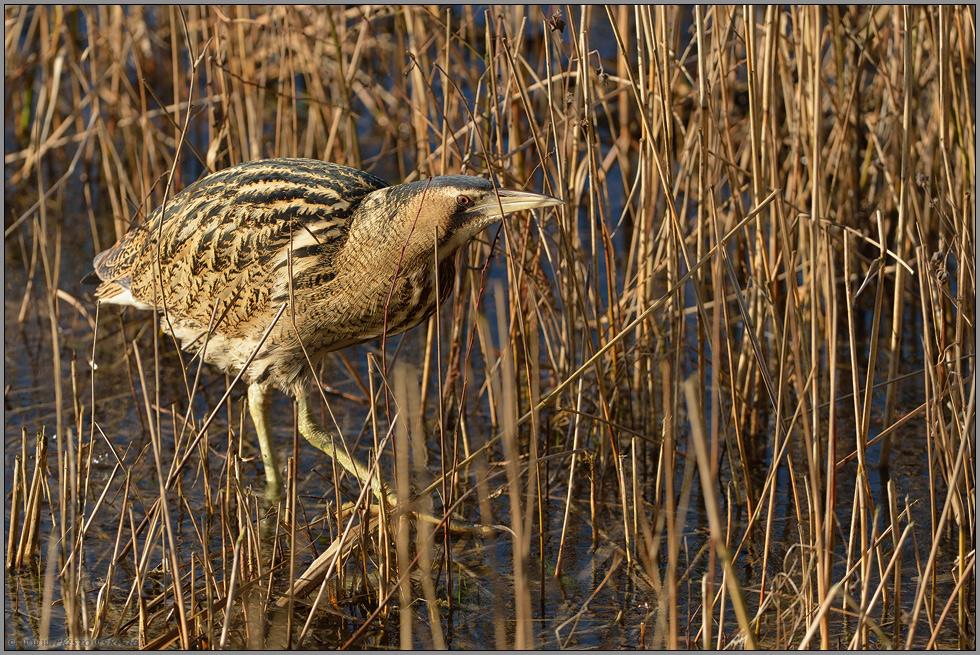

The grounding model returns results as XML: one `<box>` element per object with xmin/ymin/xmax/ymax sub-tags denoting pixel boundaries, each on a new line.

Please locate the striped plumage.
<box><xmin>90</xmin><ymin>158</ymin><xmax>561</xmax><ymax>495</ymax></box>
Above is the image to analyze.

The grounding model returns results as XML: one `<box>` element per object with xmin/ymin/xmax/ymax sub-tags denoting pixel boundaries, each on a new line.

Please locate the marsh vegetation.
<box><xmin>4</xmin><ymin>5</ymin><xmax>975</xmax><ymax>649</ymax></box>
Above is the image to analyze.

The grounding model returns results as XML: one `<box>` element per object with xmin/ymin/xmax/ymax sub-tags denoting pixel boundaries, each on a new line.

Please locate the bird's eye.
<box><xmin>456</xmin><ymin>195</ymin><xmax>472</xmax><ymax>207</ymax></box>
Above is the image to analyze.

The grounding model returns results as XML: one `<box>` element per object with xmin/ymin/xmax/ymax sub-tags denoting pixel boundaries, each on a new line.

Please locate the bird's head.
<box><xmin>361</xmin><ymin>175</ymin><xmax>562</xmax><ymax>261</ymax></box>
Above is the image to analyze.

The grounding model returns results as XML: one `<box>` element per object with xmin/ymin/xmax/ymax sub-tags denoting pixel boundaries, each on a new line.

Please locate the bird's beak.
<box><xmin>466</xmin><ymin>188</ymin><xmax>563</xmax><ymax>220</ymax></box>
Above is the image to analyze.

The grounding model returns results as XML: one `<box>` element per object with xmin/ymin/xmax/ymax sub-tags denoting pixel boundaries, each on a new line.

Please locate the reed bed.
<box><xmin>4</xmin><ymin>5</ymin><xmax>975</xmax><ymax>649</ymax></box>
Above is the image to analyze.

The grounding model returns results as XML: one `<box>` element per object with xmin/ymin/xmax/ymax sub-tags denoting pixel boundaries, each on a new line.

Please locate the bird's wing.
<box><xmin>92</xmin><ymin>159</ymin><xmax>389</xmax><ymax>334</ymax></box>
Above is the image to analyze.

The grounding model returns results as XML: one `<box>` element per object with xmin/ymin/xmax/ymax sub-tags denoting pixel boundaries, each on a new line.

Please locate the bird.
<box><xmin>87</xmin><ymin>157</ymin><xmax>562</xmax><ymax>501</ymax></box>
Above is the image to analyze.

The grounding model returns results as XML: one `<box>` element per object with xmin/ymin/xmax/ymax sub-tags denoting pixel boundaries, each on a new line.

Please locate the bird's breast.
<box><xmin>249</xmin><ymin>243</ymin><xmax>459</xmax><ymax>391</ymax></box>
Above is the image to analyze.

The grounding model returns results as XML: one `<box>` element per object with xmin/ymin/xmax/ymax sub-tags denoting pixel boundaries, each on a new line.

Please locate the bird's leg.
<box><xmin>296</xmin><ymin>394</ymin><xmax>396</xmax><ymax>507</ymax></box>
<box><xmin>296</xmin><ymin>394</ymin><xmax>497</xmax><ymax>536</ymax></box>
<box><xmin>247</xmin><ymin>382</ymin><xmax>282</xmax><ymax>497</ymax></box>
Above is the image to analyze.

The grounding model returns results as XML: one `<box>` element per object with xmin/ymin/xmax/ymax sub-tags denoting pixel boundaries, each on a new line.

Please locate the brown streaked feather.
<box><xmin>89</xmin><ymin>159</ymin><xmax>562</xmax><ymax>392</ymax></box>
<box><xmin>92</xmin><ymin>158</ymin><xmax>389</xmax><ymax>336</ymax></box>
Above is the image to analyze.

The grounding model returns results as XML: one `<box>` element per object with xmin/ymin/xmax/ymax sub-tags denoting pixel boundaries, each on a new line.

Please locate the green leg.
<box><xmin>296</xmin><ymin>394</ymin><xmax>395</xmax><ymax>507</ymax></box>
<box><xmin>248</xmin><ymin>383</ymin><xmax>282</xmax><ymax>496</ymax></box>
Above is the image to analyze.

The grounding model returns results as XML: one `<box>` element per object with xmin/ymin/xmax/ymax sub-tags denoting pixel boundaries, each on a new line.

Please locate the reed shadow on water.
<box><xmin>4</xmin><ymin>5</ymin><xmax>975</xmax><ymax>650</ymax></box>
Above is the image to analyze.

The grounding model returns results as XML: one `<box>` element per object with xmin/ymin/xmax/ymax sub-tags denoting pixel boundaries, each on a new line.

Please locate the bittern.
<box><xmin>88</xmin><ymin>158</ymin><xmax>561</xmax><ymax>500</ymax></box>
